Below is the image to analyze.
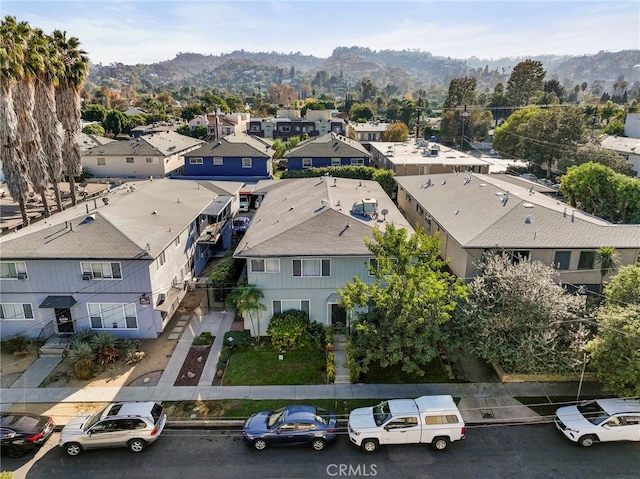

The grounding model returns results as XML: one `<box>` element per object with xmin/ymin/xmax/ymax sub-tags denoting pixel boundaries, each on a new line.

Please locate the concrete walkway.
<box><xmin>199</xmin><ymin>311</ymin><xmax>235</xmax><ymax>386</ymax></box>
<box><xmin>9</xmin><ymin>357</ymin><xmax>62</xmax><ymax>389</ymax></box>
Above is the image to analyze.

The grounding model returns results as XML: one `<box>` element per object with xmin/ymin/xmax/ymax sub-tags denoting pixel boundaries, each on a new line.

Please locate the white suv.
<box><xmin>555</xmin><ymin>398</ymin><xmax>640</xmax><ymax>447</ymax></box>
<box><xmin>59</xmin><ymin>401</ymin><xmax>167</xmax><ymax>456</ymax></box>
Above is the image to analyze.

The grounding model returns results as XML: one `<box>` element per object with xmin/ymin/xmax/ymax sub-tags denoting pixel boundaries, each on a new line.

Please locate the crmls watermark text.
<box><xmin>326</xmin><ymin>464</ymin><xmax>377</xmax><ymax>477</ymax></box>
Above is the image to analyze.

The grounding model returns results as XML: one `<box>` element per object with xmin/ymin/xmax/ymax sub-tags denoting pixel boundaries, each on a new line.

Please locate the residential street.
<box><xmin>5</xmin><ymin>424</ymin><xmax>639</xmax><ymax>479</ymax></box>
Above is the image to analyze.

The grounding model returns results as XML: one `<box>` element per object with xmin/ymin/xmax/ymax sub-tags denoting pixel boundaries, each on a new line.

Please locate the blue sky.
<box><xmin>2</xmin><ymin>1</ymin><xmax>639</xmax><ymax>65</ymax></box>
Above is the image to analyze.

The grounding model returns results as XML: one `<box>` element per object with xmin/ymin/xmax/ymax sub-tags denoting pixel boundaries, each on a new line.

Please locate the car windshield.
<box><xmin>151</xmin><ymin>404</ymin><xmax>164</xmax><ymax>424</ymax></box>
<box><xmin>373</xmin><ymin>401</ymin><xmax>391</xmax><ymax>426</ymax></box>
<box><xmin>577</xmin><ymin>401</ymin><xmax>610</xmax><ymax>425</ymax></box>
<box><xmin>83</xmin><ymin>406</ymin><xmax>108</xmax><ymax>431</ymax></box>
<box><xmin>314</xmin><ymin>408</ymin><xmax>331</xmax><ymax>426</ymax></box>
<box><xmin>267</xmin><ymin>407</ymin><xmax>286</xmax><ymax>428</ymax></box>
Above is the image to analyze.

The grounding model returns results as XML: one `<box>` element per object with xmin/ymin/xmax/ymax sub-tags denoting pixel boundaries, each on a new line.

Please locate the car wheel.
<box><xmin>432</xmin><ymin>436</ymin><xmax>450</xmax><ymax>451</ymax></box>
<box><xmin>7</xmin><ymin>445</ymin><xmax>25</xmax><ymax>458</ymax></box>
<box><xmin>253</xmin><ymin>439</ymin><xmax>267</xmax><ymax>451</ymax></box>
<box><xmin>361</xmin><ymin>439</ymin><xmax>378</xmax><ymax>453</ymax></box>
<box><xmin>578</xmin><ymin>435</ymin><xmax>597</xmax><ymax>447</ymax></box>
<box><xmin>311</xmin><ymin>438</ymin><xmax>326</xmax><ymax>451</ymax></box>
<box><xmin>65</xmin><ymin>442</ymin><xmax>83</xmax><ymax>456</ymax></box>
<box><xmin>128</xmin><ymin>439</ymin><xmax>146</xmax><ymax>453</ymax></box>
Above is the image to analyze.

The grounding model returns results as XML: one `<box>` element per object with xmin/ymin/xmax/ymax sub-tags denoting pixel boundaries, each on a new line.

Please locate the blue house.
<box><xmin>285</xmin><ymin>133</ymin><xmax>371</xmax><ymax>171</ymax></box>
<box><xmin>183</xmin><ymin>133</ymin><xmax>273</xmax><ymax>180</ymax></box>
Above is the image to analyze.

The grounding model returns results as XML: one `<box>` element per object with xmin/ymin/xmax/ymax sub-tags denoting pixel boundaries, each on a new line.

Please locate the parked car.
<box><xmin>232</xmin><ymin>216</ymin><xmax>251</xmax><ymax>235</ymax></box>
<box><xmin>239</xmin><ymin>196</ymin><xmax>250</xmax><ymax>212</ymax></box>
<box><xmin>0</xmin><ymin>412</ymin><xmax>55</xmax><ymax>458</ymax></box>
<box><xmin>521</xmin><ymin>173</ymin><xmax>537</xmax><ymax>181</ymax></box>
<box><xmin>59</xmin><ymin>401</ymin><xmax>167</xmax><ymax>456</ymax></box>
<box><xmin>243</xmin><ymin>405</ymin><xmax>338</xmax><ymax>451</ymax></box>
<box><xmin>555</xmin><ymin>398</ymin><xmax>640</xmax><ymax>447</ymax></box>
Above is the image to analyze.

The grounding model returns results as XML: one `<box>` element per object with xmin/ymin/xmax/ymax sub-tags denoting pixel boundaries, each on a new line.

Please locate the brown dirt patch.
<box><xmin>0</xmin><ymin>343</ymin><xmax>39</xmax><ymax>377</ymax></box>
<box><xmin>173</xmin><ymin>345</ymin><xmax>212</xmax><ymax>386</ymax></box>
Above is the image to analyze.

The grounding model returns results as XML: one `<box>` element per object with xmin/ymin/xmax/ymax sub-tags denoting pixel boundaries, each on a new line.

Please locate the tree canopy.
<box><xmin>506</xmin><ymin>59</ymin><xmax>546</xmax><ymax>106</ymax></box>
<box><xmin>382</xmin><ymin>122</ymin><xmax>409</xmax><ymax>142</ymax></box>
<box><xmin>339</xmin><ymin>225</ymin><xmax>467</xmax><ymax>378</ymax></box>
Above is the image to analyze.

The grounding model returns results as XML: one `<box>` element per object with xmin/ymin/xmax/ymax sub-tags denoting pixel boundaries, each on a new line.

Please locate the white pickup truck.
<box><xmin>348</xmin><ymin>395</ymin><xmax>465</xmax><ymax>452</ymax></box>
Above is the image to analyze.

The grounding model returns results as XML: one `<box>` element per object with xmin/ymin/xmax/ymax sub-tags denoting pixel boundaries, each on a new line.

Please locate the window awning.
<box><xmin>154</xmin><ymin>287</ymin><xmax>184</xmax><ymax>313</ymax></box>
<box><xmin>39</xmin><ymin>295</ymin><xmax>77</xmax><ymax>309</ymax></box>
<box><xmin>327</xmin><ymin>292</ymin><xmax>341</xmax><ymax>303</ymax></box>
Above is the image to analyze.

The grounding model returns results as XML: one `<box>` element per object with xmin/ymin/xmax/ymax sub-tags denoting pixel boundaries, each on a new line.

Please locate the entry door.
<box><xmin>55</xmin><ymin>308</ymin><xmax>74</xmax><ymax>334</ymax></box>
<box><xmin>330</xmin><ymin>303</ymin><xmax>347</xmax><ymax>333</ymax></box>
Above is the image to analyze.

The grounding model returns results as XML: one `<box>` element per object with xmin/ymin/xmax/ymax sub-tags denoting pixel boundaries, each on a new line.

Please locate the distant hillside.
<box><xmin>87</xmin><ymin>47</ymin><xmax>640</xmax><ymax>97</ymax></box>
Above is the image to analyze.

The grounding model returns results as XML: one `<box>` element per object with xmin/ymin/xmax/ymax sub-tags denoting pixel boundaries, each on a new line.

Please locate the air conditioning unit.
<box><xmin>16</xmin><ymin>273</ymin><xmax>27</xmax><ymax>280</ymax></box>
<box><xmin>82</xmin><ymin>272</ymin><xmax>93</xmax><ymax>281</ymax></box>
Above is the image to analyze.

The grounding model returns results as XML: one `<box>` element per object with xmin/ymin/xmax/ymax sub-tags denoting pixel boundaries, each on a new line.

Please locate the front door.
<box><xmin>55</xmin><ymin>308</ymin><xmax>74</xmax><ymax>334</ymax></box>
<box><xmin>330</xmin><ymin>303</ymin><xmax>347</xmax><ymax>334</ymax></box>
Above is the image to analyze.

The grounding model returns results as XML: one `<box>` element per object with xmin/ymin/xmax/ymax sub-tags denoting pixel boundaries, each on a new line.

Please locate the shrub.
<box><xmin>325</xmin><ymin>325</ymin><xmax>334</xmax><ymax>345</ymax></box>
<box><xmin>301</xmin><ymin>321</ymin><xmax>325</xmax><ymax>349</ymax></box>
<box><xmin>281</xmin><ymin>166</ymin><xmax>396</xmax><ymax>195</ymax></box>
<box><xmin>193</xmin><ymin>332</ymin><xmax>214</xmax><ymax>346</ymax></box>
<box><xmin>2</xmin><ymin>336</ymin><xmax>30</xmax><ymax>354</ymax></box>
<box><xmin>67</xmin><ymin>341</ymin><xmax>95</xmax><ymax>364</ymax></box>
<box><xmin>219</xmin><ymin>345</ymin><xmax>231</xmax><ymax>363</ymax></box>
<box><xmin>90</xmin><ymin>331</ymin><xmax>118</xmax><ymax>352</ymax></box>
<box><xmin>326</xmin><ymin>351</ymin><xmax>335</xmax><ymax>383</ymax></box>
<box><xmin>96</xmin><ymin>346</ymin><xmax>119</xmax><ymax>365</ymax></box>
<box><xmin>223</xmin><ymin>330</ymin><xmax>251</xmax><ymax>348</ymax></box>
<box><xmin>216</xmin><ymin>361</ymin><xmax>226</xmax><ymax>371</ymax></box>
<box><xmin>71</xmin><ymin>328</ymin><xmax>95</xmax><ymax>347</ymax></box>
<box><xmin>266</xmin><ymin>310</ymin><xmax>311</xmax><ymax>350</ymax></box>
<box><xmin>74</xmin><ymin>358</ymin><xmax>96</xmax><ymax>380</ymax></box>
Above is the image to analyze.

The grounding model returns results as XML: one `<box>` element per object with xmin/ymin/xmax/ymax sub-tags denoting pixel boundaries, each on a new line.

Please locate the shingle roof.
<box><xmin>85</xmin><ymin>131</ymin><xmax>203</xmax><ymax>157</ymax></box>
<box><xmin>186</xmin><ymin>134</ymin><xmax>271</xmax><ymax>158</ymax></box>
<box><xmin>395</xmin><ymin>173</ymin><xmax>640</xmax><ymax>249</ymax></box>
<box><xmin>234</xmin><ymin>177</ymin><xmax>412</xmax><ymax>258</ymax></box>
<box><xmin>284</xmin><ymin>132</ymin><xmax>370</xmax><ymax>158</ymax></box>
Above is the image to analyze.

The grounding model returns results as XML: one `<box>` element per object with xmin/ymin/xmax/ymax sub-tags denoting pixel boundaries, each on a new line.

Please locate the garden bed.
<box><xmin>174</xmin><ymin>345</ymin><xmax>212</xmax><ymax>386</ymax></box>
<box><xmin>358</xmin><ymin>357</ymin><xmax>455</xmax><ymax>384</ymax></box>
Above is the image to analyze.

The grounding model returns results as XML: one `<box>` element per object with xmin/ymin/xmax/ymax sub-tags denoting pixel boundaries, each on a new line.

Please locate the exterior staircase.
<box><xmin>333</xmin><ymin>334</ymin><xmax>350</xmax><ymax>384</ymax></box>
<box><xmin>38</xmin><ymin>334</ymin><xmax>73</xmax><ymax>358</ymax></box>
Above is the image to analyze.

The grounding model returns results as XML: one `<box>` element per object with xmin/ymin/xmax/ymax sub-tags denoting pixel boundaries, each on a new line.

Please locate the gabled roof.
<box><xmin>85</xmin><ymin>131</ymin><xmax>204</xmax><ymax>157</ymax></box>
<box><xmin>185</xmin><ymin>134</ymin><xmax>272</xmax><ymax>158</ymax></box>
<box><xmin>234</xmin><ymin>177</ymin><xmax>412</xmax><ymax>258</ymax></box>
<box><xmin>395</xmin><ymin>173</ymin><xmax>640</xmax><ymax>249</ymax></box>
<box><xmin>284</xmin><ymin>132</ymin><xmax>370</xmax><ymax>158</ymax></box>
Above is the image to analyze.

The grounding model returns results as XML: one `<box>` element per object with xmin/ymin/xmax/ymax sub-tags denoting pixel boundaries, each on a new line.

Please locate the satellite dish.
<box><xmin>381</xmin><ymin>208</ymin><xmax>389</xmax><ymax>220</ymax></box>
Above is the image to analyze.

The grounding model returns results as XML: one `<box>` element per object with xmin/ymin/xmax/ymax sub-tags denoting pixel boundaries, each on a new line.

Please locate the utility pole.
<box><xmin>460</xmin><ymin>105</ymin><xmax>469</xmax><ymax>151</ymax></box>
<box><xmin>415</xmin><ymin>90</ymin><xmax>424</xmax><ymax>141</ymax></box>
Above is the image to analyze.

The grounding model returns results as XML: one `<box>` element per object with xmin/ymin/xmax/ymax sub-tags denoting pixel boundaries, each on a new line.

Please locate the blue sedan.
<box><xmin>243</xmin><ymin>405</ymin><xmax>338</xmax><ymax>451</ymax></box>
<box><xmin>232</xmin><ymin>216</ymin><xmax>251</xmax><ymax>235</ymax></box>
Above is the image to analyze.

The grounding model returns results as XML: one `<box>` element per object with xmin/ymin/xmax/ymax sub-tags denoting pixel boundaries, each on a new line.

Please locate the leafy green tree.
<box><xmin>266</xmin><ymin>310</ymin><xmax>312</xmax><ymax>350</ymax></box>
<box><xmin>272</xmin><ymin>139</ymin><xmax>286</xmax><ymax>159</ymax></box>
<box><xmin>226</xmin><ymin>284</ymin><xmax>267</xmax><ymax>341</ymax></box>
<box><xmin>443</xmin><ymin>77</ymin><xmax>477</xmax><ymax>109</ymax></box>
<box><xmin>440</xmin><ymin>108</ymin><xmax>492</xmax><ymax>147</ymax></box>
<box><xmin>82</xmin><ymin>103</ymin><xmax>107</xmax><ymax>122</ymax></box>
<box><xmin>180</xmin><ymin>102</ymin><xmax>206</xmax><ymax>121</ymax></box>
<box><xmin>454</xmin><ymin>253</ymin><xmax>589</xmax><ymax>374</ymax></box>
<box><xmin>224</xmin><ymin>95</ymin><xmax>244</xmax><ymax>112</ymax></box>
<box><xmin>602</xmin><ymin>120</ymin><xmax>625</xmax><ymax>136</ymax></box>
<box><xmin>82</xmin><ymin>123</ymin><xmax>105</xmax><ymax>136</ymax></box>
<box><xmin>349</xmin><ymin>102</ymin><xmax>376</xmax><ymax>121</ymax></box>
<box><xmin>560</xmin><ymin>144</ymin><xmax>634</xmax><ymax>176</ymax></box>
<box><xmin>281</xmin><ymin>166</ymin><xmax>395</xmax><ymax>195</ymax></box>
<box><xmin>176</xmin><ymin>124</ymin><xmax>208</xmax><ymax>140</ymax></box>
<box><xmin>122</xmin><ymin>113</ymin><xmax>147</xmax><ymax>134</ymax></box>
<box><xmin>382</xmin><ymin>122</ymin><xmax>409</xmax><ymax>142</ymax></box>
<box><xmin>603</xmin><ymin>264</ymin><xmax>640</xmax><ymax>305</ymax></box>
<box><xmin>506</xmin><ymin>59</ymin><xmax>546</xmax><ymax>106</ymax></box>
<box><xmin>488</xmin><ymin>83</ymin><xmax>510</xmax><ymax>124</ymax></box>
<box><xmin>339</xmin><ymin>225</ymin><xmax>467</xmax><ymax>377</ymax></box>
<box><xmin>102</xmin><ymin>109</ymin><xmax>127</xmax><ymax>135</ymax></box>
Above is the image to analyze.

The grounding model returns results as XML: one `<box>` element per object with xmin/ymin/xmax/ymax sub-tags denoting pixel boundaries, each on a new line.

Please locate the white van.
<box><xmin>348</xmin><ymin>395</ymin><xmax>465</xmax><ymax>452</ymax></box>
<box><xmin>239</xmin><ymin>196</ymin><xmax>250</xmax><ymax>212</ymax></box>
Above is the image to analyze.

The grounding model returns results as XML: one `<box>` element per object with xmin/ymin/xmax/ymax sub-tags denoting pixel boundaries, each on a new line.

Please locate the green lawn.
<box><xmin>222</xmin><ymin>346</ymin><xmax>326</xmax><ymax>385</ymax></box>
<box><xmin>359</xmin><ymin>357</ymin><xmax>454</xmax><ymax>384</ymax></box>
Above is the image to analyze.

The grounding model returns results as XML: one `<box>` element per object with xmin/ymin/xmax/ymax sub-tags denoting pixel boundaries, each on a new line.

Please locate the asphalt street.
<box><xmin>4</xmin><ymin>424</ymin><xmax>639</xmax><ymax>479</ymax></box>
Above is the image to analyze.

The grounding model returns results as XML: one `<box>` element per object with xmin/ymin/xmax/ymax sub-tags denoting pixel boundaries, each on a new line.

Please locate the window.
<box><xmin>405</xmin><ymin>193</ymin><xmax>412</xmax><ymax>203</ymax></box>
<box><xmin>510</xmin><ymin>250</ymin><xmax>530</xmax><ymax>264</ymax></box>
<box><xmin>80</xmin><ymin>262</ymin><xmax>122</xmax><ymax>279</ymax></box>
<box><xmin>416</xmin><ymin>204</ymin><xmax>424</xmax><ymax>215</ymax></box>
<box><xmin>250</xmin><ymin>259</ymin><xmax>280</xmax><ymax>273</ymax></box>
<box><xmin>350</xmin><ymin>158</ymin><xmax>364</xmax><ymax>166</ymax></box>
<box><xmin>125</xmin><ymin>157</ymin><xmax>134</xmax><ymax>164</ymax></box>
<box><xmin>331</xmin><ymin>157</ymin><xmax>341</xmax><ymax>166</ymax></box>
<box><xmin>0</xmin><ymin>262</ymin><xmax>27</xmax><ymax>280</ymax></box>
<box><xmin>280</xmin><ymin>126</ymin><xmax>291</xmax><ymax>132</ymax></box>
<box><xmin>385</xmin><ymin>417</ymin><xmax>418</xmax><ymax>429</ymax></box>
<box><xmin>87</xmin><ymin>303</ymin><xmax>138</xmax><ymax>329</ymax></box>
<box><xmin>369</xmin><ymin>258</ymin><xmax>378</xmax><ymax>276</ymax></box>
<box><xmin>302</xmin><ymin>158</ymin><xmax>312</xmax><ymax>168</ymax></box>
<box><xmin>189</xmin><ymin>157</ymin><xmax>203</xmax><ymax>164</ymax></box>
<box><xmin>273</xmin><ymin>300</ymin><xmax>310</xmax><ymax>315</ymax></box>
<box><xmin>293</xmin><ymin>259</ymin><xmax>330</xmax><ymax>277</ymax></box>
<box><xmin>424</xmin><ymin>415</ymin><xmax>460</xmax><ymax>425</ymax></box>
<box><xmin>0</xmin><ymin>303</ymin><xmax>34</xmax><ymax>320</ymax></box>
<box><xmin>213</xmin><ymin>157</ymin><xmax>223</xmax><ymax>166</ymax></box>
<box><xmin>157</xmin><ymin>251</ymin><xmax>166</xmax><ymax>270</ymax></box>
<box><xmin>578</xmin><ymin>251</ymin><xmax>596</xmax><ymax>270</ymax></box>
<box><xmin>242</xmin><ymin>157</ymin><xmax>252</xmax><ymax>168</ymax></box>
<box><xmin>554</xmin><ymin>251</ymin><xmax>571</xmax><ymax>270</ymax></box>
<box><xmin>145</xmin><ymin>157</ymin><xmax>158</xmax><ymax>164</ymax></box>
<box><xmin>97</xmin><ymin>157</ymin><xmax>106</xmax><ymax>166</ymax></box>
<box><xmin>250</xmin><ymin>125</ymin><xmax>260</xmax><ymax>132</ymax></box>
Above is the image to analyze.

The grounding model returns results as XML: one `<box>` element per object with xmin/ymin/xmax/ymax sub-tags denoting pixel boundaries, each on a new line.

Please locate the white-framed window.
<box><xmin>250</xmin><ymin>125</ymin><xmax>261</xmax><ymax>132</ymax></box>
<box><xmin>250</xmin><ymin>258</ymin><xmax>280</xmax><ymax>273</ymax></box>
<box><xmin>87</xmin><ymin>303</ymin><xmax>138</xmax><ymax>329</ymax></box>
<box><xmin>350</xmin><ymin>158</ymin><xmax>364</xmax><ymax>165</ymax></box>
<box><xmin>242</xmin><ymin>157</ymin><xmax>252</xmax><ymax>168</ymax></box>
<box><xmin>293</xmin><ymin>259</ymin><xmax>330</xmax><ymax>277</ymax></box>
<box><xmin>126</xmin><ymin>157</ymin><xmax>134</xmax><ymax>164</ymax></box>
<box><xmin>146</xmin><ymin>157</ymin><xmax>158</xmax><ymax>164</ymax></box>
<box><xmin>97</xmin><ymin>157</ymin><xmax>106</xmax><ymax>166</ymax></box>
<box><xmin>80</xmin><ymin>262</ymin><xmax>122</xmax><ymax>279</ymax></box>
<box><xmin>0</xmin><ymin>303</ymin><xmax>34</xmax><ymax>320</ymax></box>
<box><xmin>331</xmin><ymin>157</ymin><xmax>341</xmax><ymax>166</ymax></box>
<box><xmin>0</xmin><ymin>261</ymin><xmax>28</xmax><ymax>280</ymax></box>
<box><xmin>157</xmin><ymin>251</ymin><xmax>166</xmax><ymax>270</ymax></box>
<box><xmin>213</xmin><ymin>157</ymin><xmax>223</xmax><ymax>166</ymax></box>
<box><xmin>302</xmin><ymin>158</ymin><xmax>312</xmax><ymax>168</ymax></box>
<box><xmin>273</xmin><ymin>300</ymin><xmax>310</xmax><ymax>315</ymax></box>
<box><xmin>189</xmin><ymin>157</ymin><xmax>203</xmax><ymax>164</ymax></box>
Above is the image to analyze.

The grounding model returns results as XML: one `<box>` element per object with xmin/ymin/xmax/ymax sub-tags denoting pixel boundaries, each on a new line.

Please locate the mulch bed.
<box><xmin>173</xmin><ymin>345</ymin><xmax>212</xmax><ymax>386</ymax></box>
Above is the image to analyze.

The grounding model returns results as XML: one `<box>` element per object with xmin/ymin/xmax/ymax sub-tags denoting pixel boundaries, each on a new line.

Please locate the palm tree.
<box><xmin>225</xmin><ymin>284</ymin><xmax>266</xmax><ymax>342</ymax></box>
<box><xmin>53</xmin><ymin>29</ymin><xmax>89</xmax><ymax>207</ymax></box>
<box><xmin>596</xmin><ymin>246</ymin><xmax>620</xmax><ymax>293</ymax></box>
<box><xmin>14</xmin><ymin>25</ymin><xmax>52</xmax><ymax>217</ymax></box>
<box><xmin>0</xmin><ymin>16</ymin><xmax>31</xmax><ymax>227</ymax></box>
<box><xmin>34</xmin><ymin>28</ymin><xmax>64</xmax><ymax>212</ymax></box>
